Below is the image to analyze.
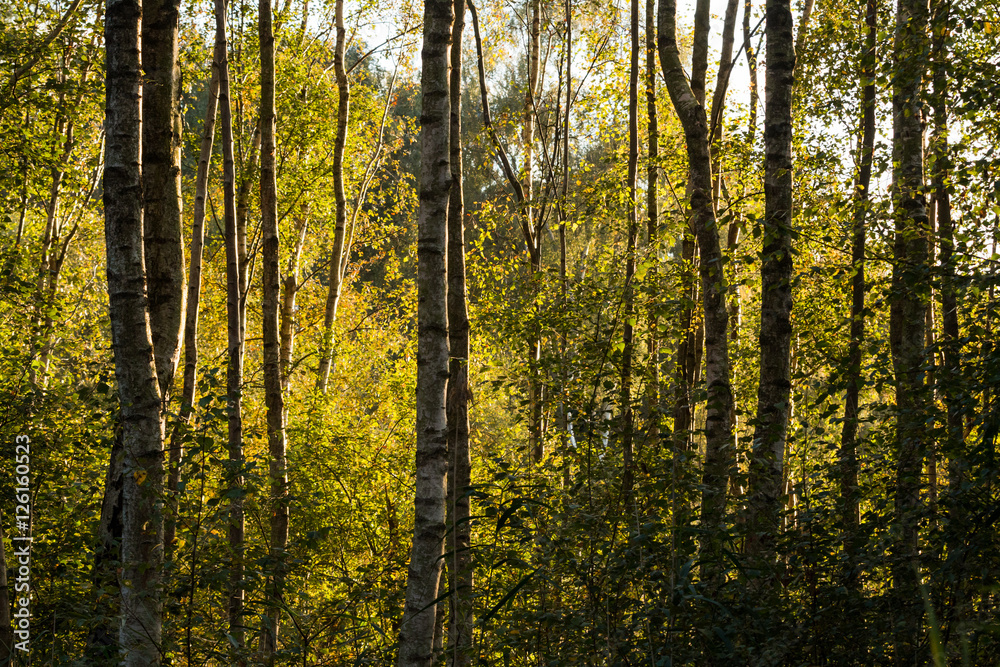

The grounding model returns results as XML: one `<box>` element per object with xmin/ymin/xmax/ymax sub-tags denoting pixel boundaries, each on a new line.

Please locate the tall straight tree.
<box><xmin>165</xmin><ymin>38</ymin><xmax>221</xmax><ymax>556</ymax></box>
<box><xmin>890</xmin><ymin>0</ymin><xmax>930</xmax><ymax>657</ymax></box>
<box><xmin>396</xmin><ymin>0</ymin><xmax>452</xmax><ymax>664</ymax></box>
<box><xmin>840</xmin><ymin>0</ymin><xmax>877</xmax><ymax>575</ymax></box>
<box><xmin>658</xmin><ymin>0</ymin><xmax>735</xmax><ymax>580</ymax></box>
<box><xmin>645</xmin><ymin>0</ymin><xmax>659</xmax><ymax>439</ymax></box>
<box><xmin>671</xmin><ymin>0</ymin><xmax>711</xmax><ymax>457</ymax></box>
<box><xmin>142</xmin><ymin>0</ymin><xmax>185</xmax><ymax>401</ymax></box>
<box><xmin>315</xmin><ymin>0</ymin><xmax>350</xmax><ymax>394</ymax></box>
<box><xmin>889</xmin><ymin>0</ymin><xmax>929</xmax><ymax>664</ymax></box>
<box><xmin>445</xmin><ymin>0</ymin><xmax>473</xmax><ymax>664</ymax></box>
<box><xmin>525</xmin><ymin>0</ymin><xmax>543</xmax><ymax>460</ymax></box>
<box><xmin>745</xmin><ymin>0</ymin><xmax>795</xmax><ymax>567</ymax></box>
<box><xmin>732</xmin><ymin>0</ymin><xmax>760</xmax><ymax>337</ymax></box>
<box><xmin>621</xmin><ymin>0</ymin><xmax>640</xmax><ymax>500</ymax></box>
<box><xmin>104</xmin><ymin>0</ymin><xmax>165</xmax><ymax>662</ymax></box>
<box><xmin>214</xmin><ymin>0</ymin><xmax>246</xmax><ymax>650</ymax></box>
<box><xmin>931</xmin><ymin>0</ymin><xmax>966</xmax><ymax>577</ymax></box>
<box><xmin>259</xmin><ymin>0</ymin><xmax>289</xmax><ymax>660</ymax></box>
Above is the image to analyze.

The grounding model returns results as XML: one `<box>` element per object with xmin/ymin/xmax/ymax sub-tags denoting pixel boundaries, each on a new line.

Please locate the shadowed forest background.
<box><xmin>1</xmin><ymin>0</ymin><xmax>999</xmax><ymax>663</ymax></box>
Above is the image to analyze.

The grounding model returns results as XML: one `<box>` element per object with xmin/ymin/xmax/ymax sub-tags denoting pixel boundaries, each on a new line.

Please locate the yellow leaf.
<box><xmin>134</xmin><ymin>469</ymin><xmax>147</xmax><ymax>485</ymax></box>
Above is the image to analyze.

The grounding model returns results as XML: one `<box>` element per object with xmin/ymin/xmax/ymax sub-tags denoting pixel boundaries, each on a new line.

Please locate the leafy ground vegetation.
<box><xmin>1</xmin><ymin>0</ymin><xmax>999</xmax><ymax>664</ymax></box>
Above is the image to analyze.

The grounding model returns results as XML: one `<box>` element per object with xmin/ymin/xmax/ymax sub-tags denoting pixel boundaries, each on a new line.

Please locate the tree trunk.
<box><xmin>142</xmin><ymin>0</ymin><xmax>186</xmax><ymax>403</ymax></box>
<box><xmin>731</xmin><ymin>0</ymin><xmax>759</xmax><ymax>340</ymax></box>
<box><xmin>673</xmin><ymin>235</ymin><xmax>696</xmax><ymax>453</ymax></box>
<box><xmin>396</xmin><ymin>0</ymin><xmax>452</xmax><ymax>664</ymax></box>
<box><xmin>644</xmin><ymin>0</ymin><xmax>659</xmax><ymax>443</ymax></box>
<box><xmin>671</xmin><ymin>0</ymin><xmax>712</xmax><ymax>457</ymax></box>
<box><xmin>85</xmin><ymin>425</ymin><xmax>124</xmax><ymax>661</ymax></box>
<box><xmin>889</xmin><ymin>0</ymin><xmax>930</xmax><ymax>658</ymax></box>
<box><xmin>745</xmin><ymin>0</ymin><xmax>795</xmax><ymax>571</ymax></box>
<box><xmin>166</xmin><ymin>39</ymin><xmax>221</xmax><ymax>558</ymax></box>
<box><xmin>215</xmin><ymin>0</ymin><xmax>246</xmax><ymax>651</ymax></box>
<box><xmin>316</xmin><ymin>0</ymin><xmax>351</xmax><ymax>394</ymax></box>
<box><xmin>931</xmin><ymin>0</ymin><xmax>966</xmax><ymax>620</ymax></box>
<box><xmin>709</xmin><ymin>0</ymin><xmax>741</xmax><ymax>443</ymax></box>
<box><xmin>0</xmin><ymin>514</ymin><xmax>10</xmax><ymax>663</ymax></box>
<box><xmin>280</xmin><ymin>211</ymin><xmax>309</xmax><ymax>393</ymax></box>
<box><xmin>104</xmin><ymin>0</ymin><xmax>166</xmax><ymax>661</ymax></box>
<box><xmin>558</xmin><ymin>0</ymin><xmax>572</xmax><ymax>463</ymax></box>
<box><xmin>708</xmin><ymin>0</ymin><xmax>740</xmax><ymax>199</ymax></box>
<box><xmin>621</xmin><ymin>0</ymin><xmax>640</xmax><ymax>501</ymax></box>
<box><xmin>525</xmin><ymin>0</ymin><xmax>543</xmax><ymax>461</ymax></box>
<box><xmin>840</xmin><ymin>0</ymin><xmax>876</xmax><ymax>581</ymax></box>
<box><xmin>446</xmin><ymin>1</ymin><xmax>473</xmax><ymax>664</ymax></box>
<box><xmin>658</xmin><ymin>0</ymin><xmax>735</xmax><ymax>583</ymax></box>
<box><xmin>691</xmin><ymin>0</ymin><xmax>710</xmax><ymax>105</ymax></box>
<box><xmin>259</xmin><ymin>0</ymin><xmax>289</xmax><ymax>660</ymax></box>
<box><xmin>235</xmin><ymin>123</ymin><xmax>260</xmax><ymax>346</ymax></box>
<box><xmin>522</xmin><ymin>0</ymin><xmax>540</xmax><ymax>254</ymax></box>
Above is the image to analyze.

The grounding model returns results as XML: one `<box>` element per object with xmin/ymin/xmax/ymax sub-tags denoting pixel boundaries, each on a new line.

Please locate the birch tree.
<box><xmin>644</xmin><ymin>0</ymin><xmax>659</xmax><ymax>440</ymax></box>
<box><xmin>839</xmin><ymin>0</ymin><xmax>877</xmax><ymax>578</ymax></box>
<box><xmin>214</xmin><ymin>0</ymin><xmax>246</xmax><ymax>649</ymax></box>
<box><xmin>259</xmin><ymin>0</ymin><xmax>289</xmax><ymax>659</ymax></box>
<box><xmin>745</xmin><ymin>0</ymin><xmax>795</xmax><ymax>571</ymax></box>
<box><xmin>620</xmin><ymin>0</ymin><xmax>640</xmax><ymax>500</ymax></box>
<box><xmin>104</xmin><ymin>0</ymin><xmax>165</xmax><ymax>661</ymax></box>
<box><xmin>658</xmin><ymin>0</ymin><xmax>735</xmax><ymax>582</ymax></box>
<box><xmin>166</xmin><ymin>38</ymin><xmax>221</xmax><ymax>556</ymax></box>
<box><xmin>889</xmin><ymin>0</ymin><xmax>930</xmax><ymax>657</ymax></box>
<box><xmin>396</xmin><ymin>0</ymin><xmax>452</xmax><ymax>663</ymax></box>
<box><xmin>142</xmin><ymin>0</ymin><xmax>185</xmax><ymax>402</ymax></box>
<box><xmin>315</xmin><ymin>0</ymin><xmax>351</xmax><ymax>394</ymax></box>
<box><xmin>446</xmin><ymin>0</ymin><xmax>473</xmax><ymax>663</ymax></box>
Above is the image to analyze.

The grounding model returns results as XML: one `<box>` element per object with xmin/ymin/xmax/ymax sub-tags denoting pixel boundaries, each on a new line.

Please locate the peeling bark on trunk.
<box><xmin>889</xmin><ymin>0</ymin><xmax>929</xmax><ymax>658</ymax></box>
<box><xmin>658</xmin><ymin>0</ymin><xmax>735</xmax><ymax>584</ymax></box>
<box><xmin>840</xmin><ymin>0</ymin><xmax>876</xmax><ymax>581</ymax></box>
<box><xmin>104</xmin><ymin>0</ymin><xmax>166</xmax><ymax>660</ymax></box>
<box><xmin>316</xmin><ymin>0</ymin><xmax>351</xmax><ymax>394</ymax></box>
<box><xmin>745</xmin><ymin>0</ymin><xmax>795</xmax><ymax>572</ymax></box>
<box><xmin>165</xmin><ymin>42</ymin><xmax>221</xmax><ymax>558</ymax></box>
<box><xmin>215</xmin><ymin>0</ymin><xmax>246</xmax><ymax>651</ymax></box>
<box><xmin>142</xmin><ymin>0</ymin><xmax>185</xmax><ymax>403</ymax></box>
<box><xmin>445</xmin><ymin>1</ymin><xmax>472</xmax><ymax>664</ymax></box>
<box><xmin>395</xmin><ymin>0</ymin><xmax>452</xmax><ymax>664</ymax></box>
